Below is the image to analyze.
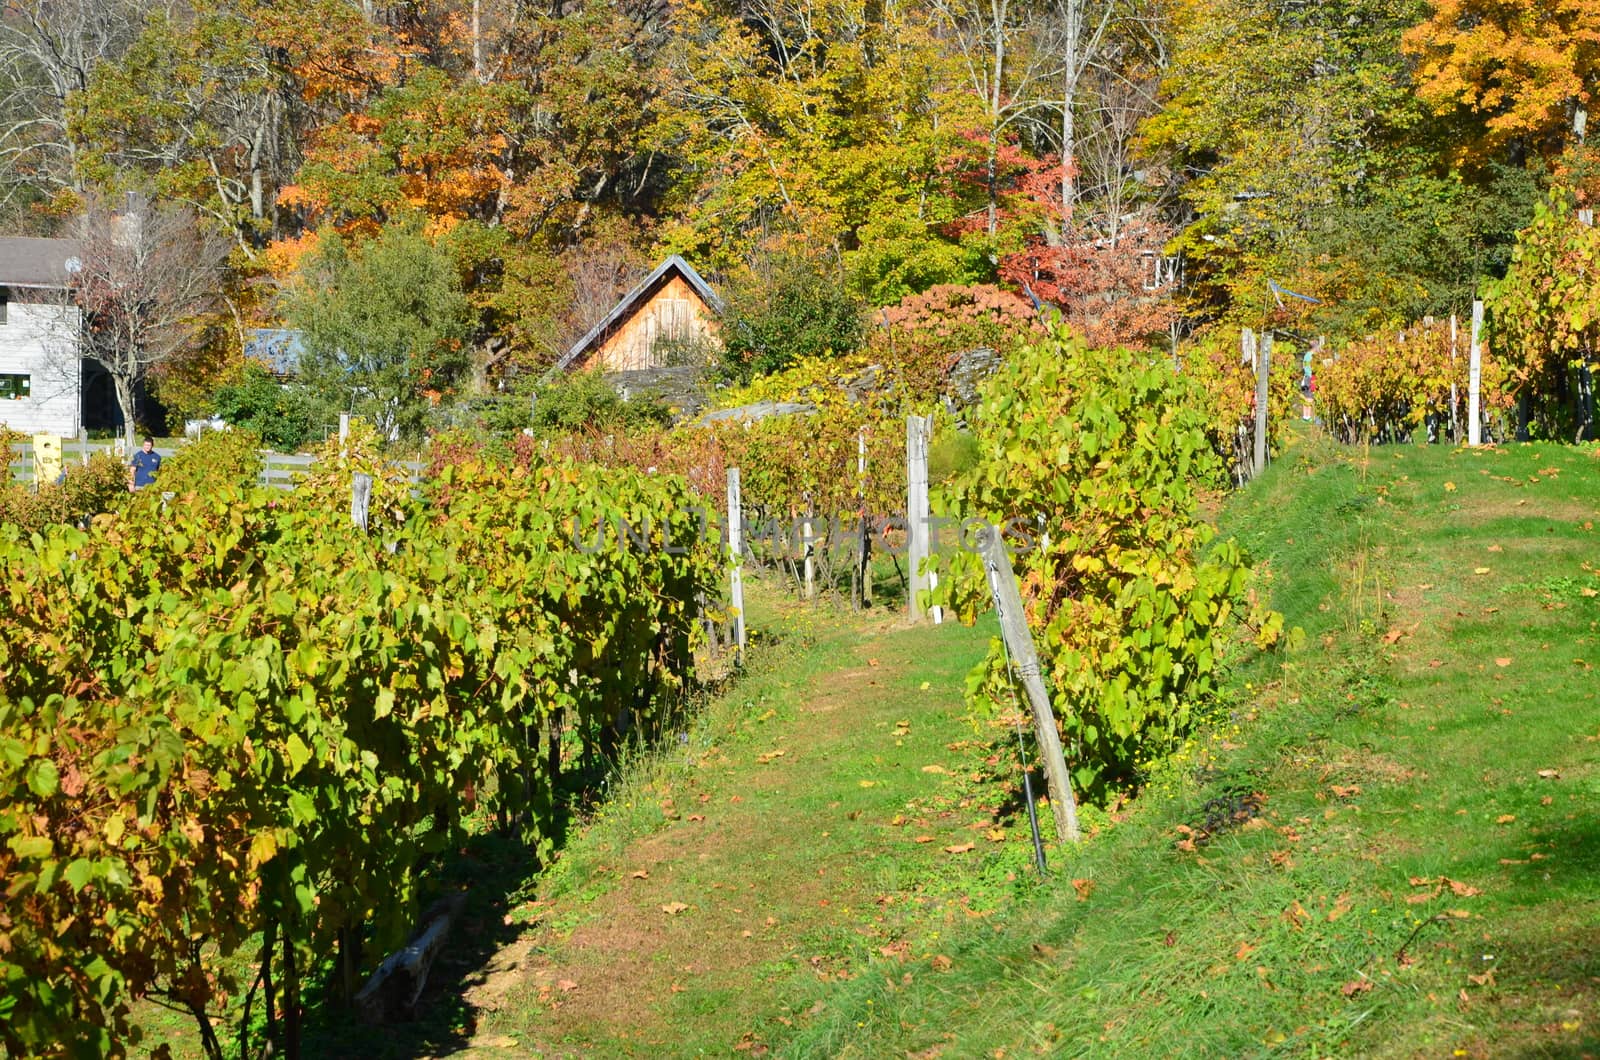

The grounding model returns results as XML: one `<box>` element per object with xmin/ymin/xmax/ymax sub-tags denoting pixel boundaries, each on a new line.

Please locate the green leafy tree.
<box><xmin>718</xmin><ymin>253</ymin><xmax>867</xmax><ymax>381</ymax></box>
<box><xmin>285</xmin><ymin>221</ymin><xmax>473</xmax><ymax>441</ymax></box>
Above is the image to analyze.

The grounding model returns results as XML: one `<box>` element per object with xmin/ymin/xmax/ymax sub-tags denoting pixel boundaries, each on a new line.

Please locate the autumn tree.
<box><xmin>660</xmin><ymin>0</ymin><xmax>988</xmax><ymax>299</ymax></box>
<box><xmin>71</xmin><ymin>0</ymin><xmax>404</xmax><ymax>249</ymax></box>
<box><xmin>70</xmin><ymin>193</ymin><xmax>233</xmax><ymax>449</ymax></box>
<box><xmin>1405</xmin><ymin>0</ymin><xmax>1600</xmax><ymax>162</ymax></box>
<box><xmin>0</xmin><ymin>0</ymin><xmax>142</xmax><ymax>224</ymax></box>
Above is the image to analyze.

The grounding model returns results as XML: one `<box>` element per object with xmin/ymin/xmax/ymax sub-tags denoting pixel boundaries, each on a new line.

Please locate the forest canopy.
<box><xmin>1</xmin><ymin>0</ymin><xmax>1591</xmax><ymax>435</ymax></box>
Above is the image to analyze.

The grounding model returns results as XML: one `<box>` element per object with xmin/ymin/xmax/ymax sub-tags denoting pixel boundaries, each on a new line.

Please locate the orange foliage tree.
<box><xmin>1404</xmin><ymin>0</ymin><xmax>1600</xmax><ymax>160</ymax></box>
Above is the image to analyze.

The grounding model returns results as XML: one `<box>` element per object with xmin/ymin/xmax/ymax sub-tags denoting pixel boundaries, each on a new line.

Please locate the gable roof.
<box><xmin>551</xmin><ymin>255</ymin><xmax>724</xmax><ymax>374</ymax></box>
<box><xmin>0</xmin><ymin>237</ymin><xmax>81</xmax><ymax>288</ymax></box>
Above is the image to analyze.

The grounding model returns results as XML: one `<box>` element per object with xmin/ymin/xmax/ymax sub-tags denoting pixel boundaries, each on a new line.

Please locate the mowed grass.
<box><xmin>772</xmin><ymin>437</ymin><xmax>1600</xmax><ymax>1058</ymax></box>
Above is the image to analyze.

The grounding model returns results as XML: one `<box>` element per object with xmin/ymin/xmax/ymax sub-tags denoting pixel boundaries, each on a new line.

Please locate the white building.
<box><xmin>0</xmin><ymin>237</ymin><xmax>83</xmax><ymax>437</ymax></box>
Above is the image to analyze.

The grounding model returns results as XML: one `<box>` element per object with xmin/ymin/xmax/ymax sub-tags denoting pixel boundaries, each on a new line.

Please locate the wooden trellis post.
<box><xmin>1253</xmin><ymin>332</ymin><xmax>1272</xmax><ymax>476</ymax></box>
<box><xmin>1468</xmin><ymin>301</ymin><xmax>1484</xmax><ymax>447</ymax></box>
<box><xmin>975</xmin><ymin>524</ymin><xmax>1080</xmax><ymax>844</ymax></box>
<box><xmin>906</xmin><ymin>414</ymin><xmax>931</xmax><ymax>621</ymax></box>
<box><xmin>727</xmin><ymin>467</ymin><xmax>746</xmax><ymax>661</ymax></box>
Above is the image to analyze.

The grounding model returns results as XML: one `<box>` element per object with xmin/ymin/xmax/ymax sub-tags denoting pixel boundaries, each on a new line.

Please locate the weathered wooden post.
<box><xmin>1253</xmin><ymin>332</ymin><xmax>1272</xmax><ymax>476</ymax></box>
<box><xmin>857</xmin><ymin>427</ymin><xmax>872</xmax><ymax>609</ymax></box>
<box><xmin>339</xmin><ymin>411</ymin><xmax>351</xmax><ymax>447</ymax></box>
<box><xmin>906</xmin><ymin>414</ymin><xmax>931</xmax><ymax>621</ymax></box>
<box><xmin>974</xmin><ymin>524</ymin><xmax>1080</xmax><ymax>844</ymax></box>
<box><xmin>351</xmin><ymin>472</ymin><xmax>372</xmax><ymax>530</ymax></box>
<box><xmin>727</xmin><ymin>467</ymin><xmax>746</xmax><ymax>661</ymax></box>
<box><xmin>1468</xmin><ymin>301</ymin><xmax>1484</xmax><ymax>447</ymax></box>
<box><xmin>79</xmin><ymin>427</ymin><xmax>88</xmax><ymax>467</ymax></box>
<box><xmin>1449</xmin><ymin>314</ymin><xmax>1460</xmax><ymax>442</ymax></box>
<box><xmin>802</xmin><ymin>500</ymin><xmax>816</xmax><ymax>601</ymax></box>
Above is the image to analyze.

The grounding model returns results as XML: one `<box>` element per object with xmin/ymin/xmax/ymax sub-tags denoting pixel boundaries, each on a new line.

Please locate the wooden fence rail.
<box><xmin>6</xmin><ymin>439</ymin><xmax>424</xmax><ymax>490</ymax></box>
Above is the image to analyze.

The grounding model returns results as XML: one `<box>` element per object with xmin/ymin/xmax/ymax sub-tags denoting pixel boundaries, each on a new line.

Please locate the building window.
<box><xmin>0</xmin><ymin>373</ymin><xmax>30</xmax><ymax>400</ymax></box>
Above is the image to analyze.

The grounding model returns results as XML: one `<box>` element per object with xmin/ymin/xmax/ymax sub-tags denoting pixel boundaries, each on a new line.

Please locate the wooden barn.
<box><xmin>553</xmin><ymin>255</ymin><xmax>723</xmax><ymax>373</ymax></box>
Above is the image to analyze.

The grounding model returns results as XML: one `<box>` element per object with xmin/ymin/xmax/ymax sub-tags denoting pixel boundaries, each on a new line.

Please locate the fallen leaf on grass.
<box><xmin>1327</xmin><ymin>895</ymin><xmax>1352</xmax><ymax>922</ymax></box>
<box><xmin>1443</xmin><ymin>482</ymin><xmax>1457</xmax><ymax>492</ymax></box>
<box><xmin>670</xmin><ymin>982</ymin><xmax>686</xmax><ymax>994</ymax></box>
<box><xmin>914</xmin><ymin>835</ymin><xmax>935</xmax><ymax>844</ymax></box>
<box><xmin>660</xmin><ymin>902</ymin><xmax>690</xmax><ymax>915</ymax></box>
<box><xmin>1537</xmin><ymin>768</ymin><xmax>1561</xmax><ymax>779</ymax></box>
<box><xmin>1330</xmin><ymin>784</ymin><xmax>1363</xmax><ymax>798</ymax></box>
<box><xmin>688</xmin><ymin>814</ymin><xmax>706</xmax><ymax>822</ymax></box>
<box><xmin>755</xmin><ymin>749</ymin><xmax>786</xmax><ymax>763</ymax></box>
<box><xmin>858</xmin><ymin>780</ymin><xmax>877</xmax><ymax>788</ymax></box>
<box><xmin>921</xmin><ymin>765</ymin><xmax>948</xmax><ymax>774</ymax></box>
<box><xmin>558</xmin><ymin>979</ymin><xmax>578</xmax><ymax>992</ymax></box>
<box><xmin>985</xmin><ymin>828</ymin><xmax>1007</xmax><ymax>843</ymax></box>
<box><xmin>1467</xmin><ymin>970</ymin><xmax>1495</xmax><ymax>987</ymax></box>
<box><xmin>630</xmin><ymin>869</ymin><xmax>649</xmax><ymax>879</ymax></box>
<box><xmin>1283</xmin><ymin>900</ymin><xmax>1309</xmax><ymax>928</ymax></box>
<box><xmin>1496</xmin><ymin>814</ymin><xmax>1516</xmax><ymax>824</ymax></box>
<box><xmin>1474</xmin><ymin>567</ymin><xmax>1492</xmax><ymax>576</ymax></box>
<box><xmin>1341</xmin><ymin>979</ymin><xmax>1373</xmax><ymax>997</ymax></box>
<box><xmin>1487</xmin><ymin>544</ymin><xmax>1503</xmax><ymax>552</ymax></box>
<box><xmin>1582</xmin><ymin>587</ymin><xmax>1598</xmax><ymax>598</ymax></box>
<box><xmin>1381</xmin><ymin>628</ymin><xmax>1406</xmax><ymax>645</ymax></box>
<box><xmin>1495</xmin><ymin>657</ymin><xmax>1512</xmax><ymax>667</ymax></box>
<box><xmin>943</xmin><ymin>843</ymin><xmax>976</xmax><ymax>854</ymax></box>
<box><xmin>1234</xmin><ymin>941</ymin><xmax>1255</xmax><ymax>960</ymax></box>
<box><xmin>1406</xmin><ymin>890</ymin><xmax>1437</xmax><ymax>904</ymax></box>
<box><xmin>1072</xmin><ymin>878</ymin><xmax>1095</xmax><ymax>901</ymax></box>
<box><xmin>930</xmin><ymin>955</ymin><xmax>953</xmax><ymax>972</ymax></box>
<box><xmin>1445</xmin><ymin>878</ymin><xmax>1483</xmax><ymax>898</ymax></box>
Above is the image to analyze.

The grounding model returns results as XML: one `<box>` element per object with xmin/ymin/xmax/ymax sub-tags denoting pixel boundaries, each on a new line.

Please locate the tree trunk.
<box><xmin>112</xmin><ymin>369</ymin><xmax>137</xmax><ymax>453</ymax></box>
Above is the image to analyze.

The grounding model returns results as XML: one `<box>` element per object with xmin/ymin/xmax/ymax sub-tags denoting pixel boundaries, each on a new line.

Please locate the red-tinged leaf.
<box><xmin>930</xmin><ymin>954</ymin><xmax>953</xmax><ymax>972</ymax></box>
<box><xmin>913</xmin><ymin>835</ymin><xmax>935</xmax><ymax>844</ymax></box>
<box><xmin>1234</xmin><ymin>941</ymin><xmax>1255</xmax><ymax>960</ymax></box>
<box><xmin>688</xmin><ymin>814</ymin><xmax>705</xmax><ymax>822</ymax></box>
<box><xmin>1446</xmin><ymin>878</ymin><xmax>1482</xmax><ymax>898</ymax></box>
<box><xmin>1072</xmin><ymin>878</ymin><xmax>1095</xmax><ymax>901</ymax></box>
<box><xmin>1496</xmin><ymin>814</ymin><xmax>1516</xmax><ymax>824</ymax></box>
<box><xmin>1331</xmin><ymin>784</ymin><xmax>1362</xmax><ymax>798</ymax></box>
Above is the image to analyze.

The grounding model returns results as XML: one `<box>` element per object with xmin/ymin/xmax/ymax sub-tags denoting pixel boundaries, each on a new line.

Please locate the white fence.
<box><xmin>6</xmin><ymin>438</ymin><xmax>424</xmax><ymax>490</ymax></box>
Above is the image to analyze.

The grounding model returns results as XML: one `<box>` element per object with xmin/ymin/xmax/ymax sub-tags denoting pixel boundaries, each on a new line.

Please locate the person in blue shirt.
<box><xmin>129</xmin><ymin>436</ymin><xmax>161</xmax><ymax>490</ymax></box>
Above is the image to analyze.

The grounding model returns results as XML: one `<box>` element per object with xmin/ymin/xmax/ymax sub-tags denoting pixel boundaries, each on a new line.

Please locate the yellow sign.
<box><xmin>33</xmin><ymin>434</ymin><xmax>61</xmax><ymax>487</ymax></box>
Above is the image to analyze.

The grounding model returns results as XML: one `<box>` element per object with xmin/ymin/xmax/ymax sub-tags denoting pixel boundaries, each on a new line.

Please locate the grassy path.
<box><xmin>442</xmin><ymin>595</ymin><xmax>1023</xmax><ymax>1057</ymax></box>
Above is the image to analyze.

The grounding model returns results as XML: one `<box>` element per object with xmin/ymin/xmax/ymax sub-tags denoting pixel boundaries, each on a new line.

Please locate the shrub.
<box><xmin>935</xmin><ymin>326</ymin><xmax>1274</xmax><ymax>799</ymax></box>
<box><xmin>152</xmin><ymin>429</ymin><xmax>265</xmax><ymax>498</ymax></box>
<box><xmin>213</xmin><ymin>363</ymin><xmax>318</xmax><ymax>451</ymax></box>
